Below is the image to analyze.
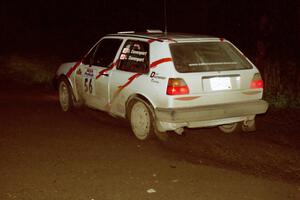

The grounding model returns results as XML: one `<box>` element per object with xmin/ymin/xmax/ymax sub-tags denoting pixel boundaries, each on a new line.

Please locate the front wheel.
<box><xmin>58</xmin><ymin>78</ymin><xmax>74</xmax><ymax>112</ymax></box>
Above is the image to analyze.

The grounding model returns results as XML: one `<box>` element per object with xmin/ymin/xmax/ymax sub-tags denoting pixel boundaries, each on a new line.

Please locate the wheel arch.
<box><xmin>57</xmin><ymin>74</ymin><xmax>79</xmax><ymax>100</ymax></box>
<box><xmin>125</xmin><ymin>93</ymin><xmax>156</xmax><ymax>120</ymax></box>
<box><xmin>57</xmin><ymin>74</ymin><xmax>76</xmax><ymax>91</ymax></box>
<box><xmin>125</xmin><ymin>93</ymin><xmax>169</xmax><ymax>141</ymax></box>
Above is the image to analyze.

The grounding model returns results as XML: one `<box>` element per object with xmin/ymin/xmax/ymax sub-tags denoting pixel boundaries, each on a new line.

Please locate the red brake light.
<box><xmin>167</xmin><ymin>78</ymin><xmax>189</xmax><ymax>95</ymax></box>
<box><xmin>250</xmin><ymin>73</ymin><xmax>264</xmax><ymax>89</ymax></box>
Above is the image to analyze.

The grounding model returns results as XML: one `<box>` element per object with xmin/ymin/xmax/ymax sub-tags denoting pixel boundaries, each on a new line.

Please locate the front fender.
<box><xmin>55</xmin><ymin>62</ymin><xmax>79</xmax><ymax>99</ymax></box>
<box><xmin>56</xmin><ymin>62</ymin><xmax>77</xmax><ymax>77</ymax></box>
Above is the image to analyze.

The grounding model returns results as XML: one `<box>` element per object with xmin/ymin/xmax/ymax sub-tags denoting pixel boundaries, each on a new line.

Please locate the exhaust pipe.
<box><xmin>174</xmin><ymin>127</ymin><xmax>184</xmax><ymax>135</ymax></box>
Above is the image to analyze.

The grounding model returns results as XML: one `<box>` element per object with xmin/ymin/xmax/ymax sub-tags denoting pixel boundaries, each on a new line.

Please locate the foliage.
<box><xmin>257</xmin><ymin>57</ymin><xmax>300</xmax><ymax>108</ymax></box>
<box><xmin>1</xmin><ymin>54</ymin><xmax>59</xmax><ymax>88</ymax></box>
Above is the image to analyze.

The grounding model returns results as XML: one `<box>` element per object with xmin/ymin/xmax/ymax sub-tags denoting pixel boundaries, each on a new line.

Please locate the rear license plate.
<box><xmin>210</xmin><ymin>77</ymin><xmax>232</xmax><ymax>91</ymax></box>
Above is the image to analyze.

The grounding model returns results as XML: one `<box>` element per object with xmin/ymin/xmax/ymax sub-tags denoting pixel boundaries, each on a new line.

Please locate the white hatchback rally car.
<box><xmin>55</xmin><ymin>31</ymin><xmax>268</xmax><ymax>140</ymax></box>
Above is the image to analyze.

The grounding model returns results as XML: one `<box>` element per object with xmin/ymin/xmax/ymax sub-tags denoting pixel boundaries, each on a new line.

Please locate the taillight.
<box><xmin>166</xmin><ymin>78</ymin><xmax>189</xmax><ymax>95</ymax></box>
<box><xmin>250</xmin><ymin>73</ymin><xmax>264</xmax><ymax>89</ymax></box>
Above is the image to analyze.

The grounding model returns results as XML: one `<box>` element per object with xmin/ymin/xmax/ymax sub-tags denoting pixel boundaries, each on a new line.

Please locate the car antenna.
<box><xmin>164</xmin><ymin>0</ymin><xmax>168</xmax><ymax>36</ymax></box>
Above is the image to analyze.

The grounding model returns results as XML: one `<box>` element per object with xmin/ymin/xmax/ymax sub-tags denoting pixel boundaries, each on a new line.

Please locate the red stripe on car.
<box><xmin>117</xmin><ymin>57</ymin><xmax>172</xmax><ymax>91</ymax></box>
<box><xmin>150</xmin><ymin>57</ymin><xmax>172</xmax><ymax>69</ymax></box>
<box><xmin>96</xmin><ymin>61</ymin><xmax>119</xmax><ymax>79</ymax></box>
<box><xmin>147</xmin><ymin>38</ymin><xmax>164</xmax><ymax>43</ymax></box>
<box><xmin>66</xmin><ymin>60</ymin><xmax>82</xmax><ymax>77</ymax></box>
<box><xmin>118</xmin><ymin>73</ymin><xmax>142</xmax><ymax>89</ymax></box>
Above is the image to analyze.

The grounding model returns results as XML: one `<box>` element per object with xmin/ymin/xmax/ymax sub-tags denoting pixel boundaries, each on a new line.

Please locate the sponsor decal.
<box><xmin>150</xmin><ymin>72</ymin><xmax>156</xmax><ymax>78</ymax></box>
<box><xmin>120</xmin><ymin>54</ymin><xmax>127</xmax><ymax>60</ymax></box>
<box><xmin>82</xmin><ymin>67</ymin><xmax>95</xmax><ymax>95</ymax></box>
<box><xmin>128</xmin><ymin>56</ymin><xmax>145</xmax><ymax>63</ymax></box>
<box><xmin>130</xmin><ymin>49</ymin><xmax>147</xmax><ymax>56</ymax></box>
<box><xmin>150</xmin><ymin>71</ymin><xmax>166</xmax><ymax>83</ymax></box>
<box><xmin>122</xmin><ymin>47</ymin><xmax>130</xmax><ymax>54</ymax></box>
<box><xmin>151</xmin><ymin>79</ymin><xmax>159</xmax><ymax>84</ymax></box>
<box><xmin>150</xmin><ymin>72</ymin><xmax>166</xmax><ymax>80</ymax></box>
<box><xmin>84</xmin><ymin>68</ymin><xmax>94</xmax><ymax>78</ymax></box>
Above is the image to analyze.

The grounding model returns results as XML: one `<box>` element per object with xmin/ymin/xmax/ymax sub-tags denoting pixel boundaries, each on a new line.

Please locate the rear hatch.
<box><xmin>169</xmin><ymin>41</ymin><xmax>263</xmax><ymax>107</ymax></box>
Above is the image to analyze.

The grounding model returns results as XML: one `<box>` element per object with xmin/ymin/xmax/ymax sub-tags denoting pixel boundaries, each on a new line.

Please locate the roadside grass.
<box><xmin>0</xmin><ymin>54</ymin><xmax>61</xmax><ymax>88</ymax></box>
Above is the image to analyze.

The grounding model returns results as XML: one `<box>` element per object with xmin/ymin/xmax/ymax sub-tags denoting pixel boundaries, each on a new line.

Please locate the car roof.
<box><xmin>107</xmin><ymin>32</ymin><xmax>221</xmax><ymax>43</ymax></box>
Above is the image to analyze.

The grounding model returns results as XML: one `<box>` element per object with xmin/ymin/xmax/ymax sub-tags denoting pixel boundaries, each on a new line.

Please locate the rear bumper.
<box><xmin>154</xmin><ymin>100</ymin><xmax>268</xmax><ymax>131</ymax></box>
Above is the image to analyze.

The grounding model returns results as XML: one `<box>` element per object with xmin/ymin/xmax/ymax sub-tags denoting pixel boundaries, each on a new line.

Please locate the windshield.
<box><xmin>170</xmin><ymin>42</ymin><xmax>252</xmax><ymax>73</ymax></box>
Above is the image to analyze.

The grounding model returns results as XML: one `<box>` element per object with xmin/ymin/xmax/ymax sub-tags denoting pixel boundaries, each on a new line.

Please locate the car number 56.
<box><xmin>84</xmin><ymin>78</ymin><xmax>95</xmax><ymax>95</ymax></box>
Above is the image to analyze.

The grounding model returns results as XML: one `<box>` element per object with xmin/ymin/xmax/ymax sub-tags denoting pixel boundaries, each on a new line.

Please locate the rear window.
<box><xmin>170</xmin><ymin>42</ymin><xmax>252</xmax><ymax>73</ymax></box>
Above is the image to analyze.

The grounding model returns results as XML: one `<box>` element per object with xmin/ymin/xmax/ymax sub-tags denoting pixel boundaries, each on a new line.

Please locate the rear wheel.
<box><xmin>129</xmin><ymin>99</ymin><xmax>169</xmax><ymax>141</ymax></box>
<box><xmin>218</xmin><ymin>122</ymin><xmax>239</xmax><ymax>133</ymax></box>
<box><xmin>58</xmin><ymin>78</ymin><xmax>74</xmax><ymax>112</ymax></box>
<box><xmin>129</xmin><ymin>100</ymin><xmax>154</xmax><ymax>140</ymax></box>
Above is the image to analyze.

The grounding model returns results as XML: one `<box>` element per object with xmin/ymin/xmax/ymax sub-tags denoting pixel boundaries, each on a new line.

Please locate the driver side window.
<box><xmin>83</xmin><ymin>38</ymin><xmax>122</xmax><ymax>67</ymax></box>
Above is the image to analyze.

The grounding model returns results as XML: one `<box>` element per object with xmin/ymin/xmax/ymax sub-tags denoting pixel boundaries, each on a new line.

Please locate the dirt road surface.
<box><xmin>1</xmin><ymin>87</ymin><xmax>300</xmax><ymax>200</ymax></box>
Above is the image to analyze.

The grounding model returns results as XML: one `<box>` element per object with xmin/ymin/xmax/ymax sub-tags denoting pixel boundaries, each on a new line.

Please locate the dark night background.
<box><xmin>0</xmin><ymin>0</ymin><xmax>300</xmax><ymax>106</ymax></box>
<box><xmin>1</xmin><ymin>0</ymin><xmax>299</xmax><ymax>56</ymax></box>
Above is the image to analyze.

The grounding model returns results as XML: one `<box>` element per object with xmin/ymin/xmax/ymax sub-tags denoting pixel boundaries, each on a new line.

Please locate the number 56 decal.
<box><xmin>84</xmin><ymin>78</ymin><xmax>95</xmax><ymax>95</ymax></box>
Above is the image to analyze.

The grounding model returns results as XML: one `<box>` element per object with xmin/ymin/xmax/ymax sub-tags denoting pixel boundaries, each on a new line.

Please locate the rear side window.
<box><xmin>170</xmin><ymin>42</ymin><xmax>252</xmax><ymax>73</ymax></box>
<box><xmin>117</xmin><ymin>40</ymin><xmax>149</xmax><ymax>73</ymax></box>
